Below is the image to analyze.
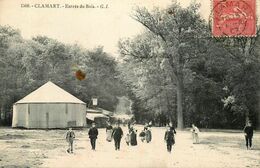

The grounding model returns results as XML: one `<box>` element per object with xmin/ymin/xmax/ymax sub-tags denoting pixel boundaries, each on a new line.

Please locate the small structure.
<box><xmin>86</xmin><ymin>108</ymin><xmax>111</xmax><ymax>128</ymax></box>
<box><xmin>111</xmin><ymin>114</ymin><xmax>134</xmax><ymax>125</ymax></box>
<box><xmin>12</xmin><ymin>81</ymin><xmax>86</xmax><ymax>129</ymax></box>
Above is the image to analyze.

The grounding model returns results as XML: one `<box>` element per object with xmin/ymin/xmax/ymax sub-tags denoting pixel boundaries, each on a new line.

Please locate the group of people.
<box><xmin>65</xmin><ymin>121</ymin><xmax>254</xmax><ymax>154</ymax></box>
<box><xmin>88</xmin><ymin>122</ymin><xmax>124</xmax><ymax>151</ymax></box>
<box><xmin>65</xmin><ymin>121</ymin><xmax>175</xmax><ymax>154</ymax></box>
<box><xmin>163</xmin><ymin>123</ymin><xmax>200</xmax><ymax>153</ymax></box>
<box><xmin>125</xmin><ymin>123</ymin><xmax>138</xmax><ymax>146</ymax></box>
<box><xmin>139</xmin><ymin>127</ymin><xmax>152</xmax><ymax>143</ymax></box>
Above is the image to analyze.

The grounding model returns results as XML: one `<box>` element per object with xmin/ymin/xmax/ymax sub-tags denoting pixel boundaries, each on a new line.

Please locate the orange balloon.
<box><xmin>75</xmin><ymin>70</ymin><xmax>86</xmax><ymax>81</ymax></box>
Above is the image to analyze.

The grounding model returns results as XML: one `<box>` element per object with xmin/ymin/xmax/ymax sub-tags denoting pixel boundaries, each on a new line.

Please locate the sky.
<box><xmin>0</xmin><ymin>0</ymin><xmax>259</xmax><ymax>57</ymax></box>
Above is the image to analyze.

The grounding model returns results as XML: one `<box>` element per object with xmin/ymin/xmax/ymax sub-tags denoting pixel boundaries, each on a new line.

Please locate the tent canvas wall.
<box><xmin>12</xmin><ymin>81</ymin><xmax>86</xmax><ymax>128</ymax></box>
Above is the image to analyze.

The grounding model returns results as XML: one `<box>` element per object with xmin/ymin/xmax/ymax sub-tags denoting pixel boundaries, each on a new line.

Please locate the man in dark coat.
<box><xmin>112</xmin><ymin>122</ymin><xmax>123</xmax><ymax>150</ymax></box>
<box><xmin>243</xmin><ymin>121</ymin><xmax>254</xmax><ymax>150</ymax></box>
<box><xmin>164</xmin><ymin>125</ymin><xmax>176</xmax><ymax>153</ymax></box>
<box><xmin>88</xmin><ymin>122</ymin><xmax>98</xmax><ymax>150</ymax></box>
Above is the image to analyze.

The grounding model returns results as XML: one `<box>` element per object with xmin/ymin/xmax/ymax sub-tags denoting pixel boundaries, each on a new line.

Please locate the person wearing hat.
<box><xmin>66</xmin><ymin>127</ymin><xmax>75</xmax><ymax>153</ymax></box>
<box><xmin>88</xmin><ymin>122</ymin><xmax>98</xmax><ymax>150</ymax></box>
<box><xmin>243</xmin><ymin>121</ymin><xmax>254</xmax><ymax>150</ymax></box>
<box><xmin>112</xmin><ymin>122</ymin><xmax>123</xmax><ymax>150</ymax></box>
<box><xmin>164</xmin><ymin>125</ymin><xmax>176</xmax><ymax>153</ymax></box>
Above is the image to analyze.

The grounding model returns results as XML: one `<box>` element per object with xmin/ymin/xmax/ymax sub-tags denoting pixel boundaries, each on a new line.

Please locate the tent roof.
<box><xmin>15</xmin><ymin>81</ymin><xmax>86</xmax><ymax>104</ymax></box>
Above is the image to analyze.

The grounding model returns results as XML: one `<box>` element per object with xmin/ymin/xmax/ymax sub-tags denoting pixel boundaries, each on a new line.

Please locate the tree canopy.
<box><xmin>118</xmin><ymin>2</ymin><xmax>260</xmax><ymax>129</ymax></box>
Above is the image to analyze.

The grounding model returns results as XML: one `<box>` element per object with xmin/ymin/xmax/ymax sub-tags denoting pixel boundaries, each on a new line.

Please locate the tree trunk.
<box><xmin>176</xmin><ymin>72</ymin><xmax>184</xmax><ymax>129</ymax></box>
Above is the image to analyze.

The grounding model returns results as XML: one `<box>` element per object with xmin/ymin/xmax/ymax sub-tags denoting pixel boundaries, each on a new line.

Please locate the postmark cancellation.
<box><xmin>212</xmin><ymin>0</ymin><xmax>256</xmax><ymax>37</ymax></box>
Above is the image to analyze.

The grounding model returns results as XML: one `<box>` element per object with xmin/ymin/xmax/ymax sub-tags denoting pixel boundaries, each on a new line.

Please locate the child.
<box><xmin>66</xmin><ymin>128</ymin><xmax>75</xmax><ymax>153</ymax></box>
<box><xmin>125</xmin><ymin>133</ymin><xmax>130</xmax><ymax>145</ymax></box>
<box><xmin>88</xmin><ymin>122</ymin><xmax>98</xmax><ymax>150</ymax></box>
<box><xmin>164</xmin><ymin>125</ymin><xmax>176</xmax><ymax>153</ymax></box>
<box><xmin>191</xmin><ymin>124</ymin><xmax>200</xmax><ymax>144</ymax></box>
<box><xmin>243</xmin><ymin>121</ymin><xmax>254</xmax><ymax>150</ymax></box>
<box><xmin>139</xmin><ymin>129</ymin><xmax>146</xmax><ymax>142</ymax></box>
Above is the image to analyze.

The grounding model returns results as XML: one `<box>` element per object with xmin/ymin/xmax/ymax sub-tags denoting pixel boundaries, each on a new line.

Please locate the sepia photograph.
<box><xmin>0</xmin><ymin>0</ymin><xmax>260</xmax><ymax>167</ymax></box>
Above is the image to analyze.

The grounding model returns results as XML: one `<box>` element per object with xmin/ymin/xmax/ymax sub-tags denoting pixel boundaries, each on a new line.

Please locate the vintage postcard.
<box><xmin>0</xmin><ymin>0</ymin><xmax>260</xmax><ymax>167</ymax></box>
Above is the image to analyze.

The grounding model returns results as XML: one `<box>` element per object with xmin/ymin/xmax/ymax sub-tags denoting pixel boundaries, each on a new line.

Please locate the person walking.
<box><xmin>112</xmin><ymin>122</ymin><xmax>123</xmax><ymax>150</ymax></box>
<box><xmin>243</xmin><ymin>121</ymin><xmax>254</xmax><ymax>150</ymax></box>
<box><xmin>129</xmin><ymin>126</ymin><xmax>137</xmax><ymax>146</ymax></box>
<box><xmin>66</xmin><ymin>128</ymin><xmax>75</xmax><ymax>153</ymax></box>
<box><xmin>88</xmin><ymin>122</ymin><xmax>98</xmax><ymax>150</ymax></box>
<box><xmin>191</xmin><ymin>124</ymin><xmax>200</xmax><ymax>144</ymax></box>
<box><xmin>164</xmin><ymin>125</ymin><xmax>176</xmax><ymax>153</ymax></box>
<box><xmin>106</xmin><ymin>122</ymin><xmax>113</xmax><ymax>142</ymax></box>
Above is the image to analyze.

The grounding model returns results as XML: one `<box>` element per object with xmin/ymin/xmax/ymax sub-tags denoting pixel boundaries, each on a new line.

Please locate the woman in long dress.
<box><xmin>106</xmin><ymin>122</ymin><xmax>113</xmax><ymax>142</ymax></box>
<box><xmin>164</xmin><ymin>125</ymin><xmax>176</xmax><ymax>153</ymax></box>
<box><xmin>130</xmin><ymin>126</ymin><xmax>137</xmax><ymax>146</ymax></box>
<box><xmin>145</xmin><ymin>127</ymin><xmax>152</xmax><ymax>143</ymax></box>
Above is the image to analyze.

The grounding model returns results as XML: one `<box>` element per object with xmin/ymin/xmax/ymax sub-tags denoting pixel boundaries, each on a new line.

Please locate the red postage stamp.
<box><xmin>212</xmin><ymin>0</ymin><xmax>256</xmax><ymax>37</ymax></box>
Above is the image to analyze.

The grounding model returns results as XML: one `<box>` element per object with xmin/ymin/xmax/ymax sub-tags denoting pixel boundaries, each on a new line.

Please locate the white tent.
<box><xmin>12</xmin><ymin>81</ymin><xmax>86</xmax><ymax>128</ymax></box>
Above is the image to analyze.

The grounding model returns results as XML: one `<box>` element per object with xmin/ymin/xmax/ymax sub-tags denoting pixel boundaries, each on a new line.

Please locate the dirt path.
<box><xmin>42</xmin><ymin>127</ymin><xmax>260</xmax><ymax>168</ymax></box>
